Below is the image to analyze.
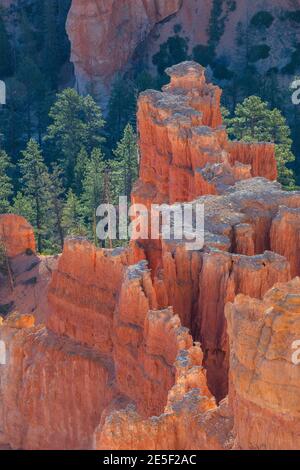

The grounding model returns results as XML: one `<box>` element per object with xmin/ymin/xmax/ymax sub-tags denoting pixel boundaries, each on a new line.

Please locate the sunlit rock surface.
<box><xmin>226</xmin><ymin>278</ymin><xmax>300</xmax><ymax>450</ymax></box>
<box><xmin>1</xmin><ymin>63</ymin><xmax>300</xmax><ymax>450</ymax></box>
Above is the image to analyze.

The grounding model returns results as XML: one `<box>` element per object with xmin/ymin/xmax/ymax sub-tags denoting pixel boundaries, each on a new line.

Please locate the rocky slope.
<box><xmin>0</xmin><ymin>62</ymin><xmax>300</xmax><ymax>449</ymax></box>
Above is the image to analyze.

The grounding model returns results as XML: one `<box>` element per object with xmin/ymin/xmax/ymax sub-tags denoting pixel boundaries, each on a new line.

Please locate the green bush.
<box><xmin>251</xmin><ymin>11</ymin><xmax>274</xmax><ymax>29</ymax></box>
<box><xmin>173</xmin><ymin>24</ymin><xmax>182</xmax><ymax>34</ymax></box>
<box><xmin>249</xmin><ymin>44</ymin><xmax>270</xmax><ymax>62</ymax></box>
<box><xmin>226</xmin><ymin>0</ymin><xmax>237</xmax><ymax>12</ymax></box>
<box><xmin>152</xmin><ymin>36</ymin><xmax>189</xmax><ymax>75</ymax></box>
<box><xmin>285</xmin><ymin>11</ymin><xmax>300</xmax><ymax>23</ymax></box>
<box><xmin>192</xmin><ymin>44</ymin><xmax>214</xmax><ymax>66</ymax></box>
<box><xmin>0</xmin><ymin>302</ymin><xmax>13</xmax><ymax>316</ymax></box>
<box><xmin>282</xmin><ymin>43</ymin><xmax>300</xmax><ymax>75</ymax></box>
<box><xmin>213</xmin><ymin>63</ymin><xmax>234</xmax><ymax>80</ymax></box>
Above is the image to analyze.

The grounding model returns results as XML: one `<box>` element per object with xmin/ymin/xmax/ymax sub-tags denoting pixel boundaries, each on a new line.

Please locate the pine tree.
<box><xmin>74</xmin><ymin>147</ymin><xmax>89</xmax><ymax>194</ymax></box>
<box><xmin>42</xmin><ymin>0</ymin><xmax>60</xmax><ymax>89</ymax></box>
<box><xmin>0</xmin><ymin>76</ymin><xmax>28</xmax><ymax>158</ymax></box>
<box><xmin>106</xmin><ymin>76</ymin><xmax>137</xmax><ymax>148</ymax></box>
<box><xmin>225</xmin><ymin>96</ymin><xmax>295</xmax><ymax>187</ymax></box>
<box><xmin>0</xmin><ymin>149</ymin><xmax>13</xmax><ymax>213</ymax></box>
<box><xmin>62</xmin><ymin>189</ymin><xmax>86</xmax><ymax>237</ymax></box>
<box><xmin>0</xmin><ymin>14</ymin><xmax>13</xmax><ymax>77</ymax></box>
<box><xmin>112</xmin><ymin>123</ymin><xmax>139</xmax><ymax>200</ymax></box>
<box><xmin>16</xmin><ymin>56</ymin><xmax>46</xmax><ymax>140</ymax></box>
<box><xmin>49</xmin><ymin>164</ymin><xmax>65</xmax><ymax>249</ymax></box>
<box><xmin>12</xmin><ymin>192</ymin><xmax>35</xmax><ymax>226</ymax></box>
<box><xmin>45</xmin><ymin>88</ymin><xmax>105</xmax><ymax>185</ymax></box>
<box><xmin>18</xmin><ymin>138</ymin><xmax>51</xmax><ymax>252</ymax></box>
<box><xmin>81</xmin><ymin>148</ymin><xmax>106</xmax><ymax>245</ymax></box>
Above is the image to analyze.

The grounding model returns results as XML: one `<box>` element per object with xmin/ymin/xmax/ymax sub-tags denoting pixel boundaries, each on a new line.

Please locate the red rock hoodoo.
<box><xmin>0</xmin><ymin>214</ymin><xmax>35</xmax><ymax>258</ymax></box>
<box><xmin>0</xmin><ymin>62</ymin><xmax>300</xmax><ymax>450</ymax></box>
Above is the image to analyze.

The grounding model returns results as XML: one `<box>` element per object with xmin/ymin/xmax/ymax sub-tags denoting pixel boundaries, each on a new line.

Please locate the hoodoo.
<box><xmin>0</xmin><ymin>62</ymin><xmax>300</xmax><ymax>450</ymax></box>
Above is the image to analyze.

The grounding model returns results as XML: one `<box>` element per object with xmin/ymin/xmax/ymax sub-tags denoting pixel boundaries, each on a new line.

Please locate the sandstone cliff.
<box><xmin>67</xmin><ymin>0</ymin><xmax>182</xmax><ymax>105</ymax></box>
<box><xmin>67</xmin><ymin>0</ymin><xmax>300</xmax><ymax>107</ymax></box>
<box><xmin>226</xmin><ymin>278</ymin><xmax>300</xmax><ymax>450</ymax></box>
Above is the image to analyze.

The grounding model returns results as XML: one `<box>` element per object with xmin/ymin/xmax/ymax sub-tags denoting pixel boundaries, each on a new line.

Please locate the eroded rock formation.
<box><xmin>0</xmin><ymin>215</ymin><xmax>35</xmax><ymax>258</ymax></box>
<box><xmin>133</xmin><ymin>62</ymin><xmax>277</xmax><ymax>208</ymax></box>
<box><xmin>226</xmin><ymin>278</ymin><xmax>300</xmax><ymax>450</ymax></box>
<box><xmin>1</xmin><ymin>62</ymin><xmax>300</xmax><ymax>450</ymax></box>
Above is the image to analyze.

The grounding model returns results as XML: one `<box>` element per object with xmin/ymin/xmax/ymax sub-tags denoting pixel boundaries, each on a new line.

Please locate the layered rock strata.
<box><xmin>133</xmin><ymin>62</ymin><xmax>277</xmax><ymax>208</ymax></box>
<box><xmin>226</xmin><ymin>278</ymin><xmax>300</xmax><ymax>450</ymax></box>
<box><xmin>1</xmin><ymin>62</ymin><xmax>300</xmax><ymax>450</ymax></box>
<box><xmin>0</xmin><ymin>237</ymin><xmax>223</xmax><ymax>449</ymax></box>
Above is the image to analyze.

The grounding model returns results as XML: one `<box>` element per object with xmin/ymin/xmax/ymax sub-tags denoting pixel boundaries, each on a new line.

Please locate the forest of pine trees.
<box><xmin>0</xmin><ymin>88</ymin><xmax>139</xmax><ymax>253</ymax></box>
<box><xmin>0</xmin><ymin>1</ymin><xmax>140</xmax><ymax>253</ymax></box>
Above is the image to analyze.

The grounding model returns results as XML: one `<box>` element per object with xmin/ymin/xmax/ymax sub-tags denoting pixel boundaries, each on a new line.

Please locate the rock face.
<box><xmin>226</xmin><ymin>278</ymin><xmax>300</xmax><ymax>450</ymax></box>
<box><xmin>0</xmin><ymin>215</ymin><xmax>35</xmax><ymax>258</ymax></box>
<box><xmin>1</xmin><ymin>62</ymin><xmax>300</xmax><ymax>450</ymax></box>
<box><xmin>66</xmin><ymin>0</ymin><xmax>182</xmax><ymax>105</ymax></box>
<box><xmin>133</xmin><ymin>62</ymin><xmax>277</xmax><ymax>208</ymax></box>
<box><xmin>67</xmin><ymin>0</ymin><xmax>300</xmax><ymax>108</ymax></box>
<box><xmin>132</xmin><ymin>62</ymin><xmax>291</xmax><ymax>401</ymax></box>
<box><xmin>270</xmin><ymin>206</ymin><xmax>300</xmax><ymax>278</ymax></box>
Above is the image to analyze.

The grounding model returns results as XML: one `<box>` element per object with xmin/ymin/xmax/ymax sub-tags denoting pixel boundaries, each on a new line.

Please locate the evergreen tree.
<box><xmin>18</xmin><ymin>138</ymin><xmax>51</xmax><ymax>252</ymax></box>
<box><xmin>153</xmin><ymin>36</ymin><xmax>189</xmax><ymax>76</ymax></box>
<box><xmin>42</xmin><ymin>0</ymin><xmax>60</xmax><ymax>89</ymax></box>
<box><xmin>62</xmin><ymin>189</ymin><xmax>86</xmax><ymax>237</ymax></box>
<box><xmin>74</xmin><ymin>147</ymin><xmax>89</xmax><ymax>194</ymax></box>
<box><xmin>16</xmin><ymin>56</ymin><xmax>46</xmax><ymax>140</ymax></box>
<box><xmin>49</xmin><ymin>164</ymin><xmax>65</xmax><ymax>249</ymax></box>
<box><xmin>106</xmin><ymin>75</ymin><xmax>137</xmax><ymax>148</ymax></box>
<box><xmin>0</xmin><ymin>14</ymin><xmax>13</xmax><ymax>77</ymax></box>
<box><xmin>81</xmin><ymin>148</ymin><xmax>105</xmax><ymax>245</ymax></box>
<box><xmin>18</xmin><ymin>8</ymin><xmax>38</xmax><ymax>59</ymax></box>
<box><xmin>45</xmin><ymin>88</ymin><xmax>105</xmax><ymax>185</ymax></box>
<box><xmin>0</xmin><ymin>77</ymin><xmax>28</xmax><ymax>159</ymax></box>
<box><xmin>134</xmin><ymin>71</ymin><xmax>158</xmax><ymax>93</ymax></box>
<box><xmin>225</xmin><ymin>96</ymin><xmax>295</xmax><ymax>187</ymax></box>
<box><xmin>112</xmin><ymin>123</ymin><xmax>138</xmax><ymax>200</ymax></box>
<box><xmin>12</xmin><ymin>192</ymin><xmax>35</xmax><ymax>225</ymax></box>
<box><xmin>0</xmin><ymin>149</ymin><xmax>13</xmax><ymax>213</ymax></box>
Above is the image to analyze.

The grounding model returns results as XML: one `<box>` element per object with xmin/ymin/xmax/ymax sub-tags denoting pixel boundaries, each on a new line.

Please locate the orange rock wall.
<box><xmin>270</xmin><ymin>206</ymin><xmax>300</xmax><ymax>278</ymax></box>
<box><xmin>0</xmin><ymin>325</ymin><xmax>116</xmax><ymax>450</ymax></box>
<box><xmin>66</xmin><ymin>0</ymin><xmax>182</xmax><ymax>105</ymax></box>
<box><xmin>228</xmin><ymin>142</ymin><xmax>277</xmax><ymax>181</ymax></box>
<box><xmin>0</xmin><ymin>215</ymin><xmax>35</xmax><ymax>258</ymax></box>
<box><xmin>47</xmin><ymin>239</ymin><xmax>128</xmax><ymax>353</ymax></box>
<box><xmin>133</xmin><ymin>62</ymin><xmax>277</xmax><ymax>208</ymax></box>
<box><xmin>226</xmin><ymin>278</ymin><xmax>300</xmax><ymax>450</ymax></box>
